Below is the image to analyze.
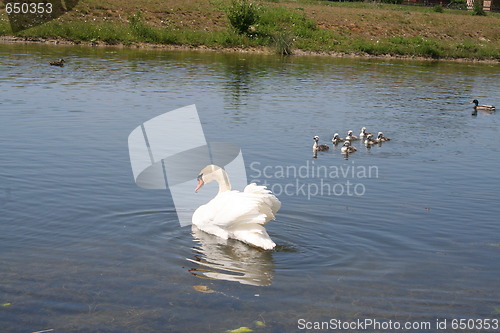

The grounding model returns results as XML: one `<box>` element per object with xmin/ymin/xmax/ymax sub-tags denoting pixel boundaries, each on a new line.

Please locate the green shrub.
<box><xmin>472</xmin><ymin>0</ymin><xmax>486</xmax><ymax>15</ymax></box>
<box><xmin>226</xmin><ymin>0</ymin><xmax>260</xmax><ymax>34</ymax></box>
<box><xmin>433</xmin><ymin>4</ymin><xmax>444</xmax><ymax>12</ymax></box>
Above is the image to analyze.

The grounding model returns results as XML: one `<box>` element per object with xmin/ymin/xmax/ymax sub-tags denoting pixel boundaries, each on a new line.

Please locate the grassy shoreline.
<box><xmin>1</xmin><ymin>0</ymin><xmax>499</xmax><ymax>61</ymax></box>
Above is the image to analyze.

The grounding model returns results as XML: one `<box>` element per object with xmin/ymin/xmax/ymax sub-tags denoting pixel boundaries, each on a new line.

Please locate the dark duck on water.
<box><xmin>50</xmin><ymin>59</ymin><xmax>65</xmax><ymax>67</ymax></box>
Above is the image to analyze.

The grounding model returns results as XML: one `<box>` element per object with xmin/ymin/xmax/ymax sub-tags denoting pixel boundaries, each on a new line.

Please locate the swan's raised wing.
<box><xmin>196</xmin><ymin>185</ymin><xmax>280</xmax><ymax>229</ymax></box>
<box><xmin>192</xmin><ymin>184</ymin><xmax>280</xmax><ymax>250</ymax></box>
<box><xmin>243</xmin><ymin>183</ymin><xmax>281</xmax><ymax>217</ymax></box>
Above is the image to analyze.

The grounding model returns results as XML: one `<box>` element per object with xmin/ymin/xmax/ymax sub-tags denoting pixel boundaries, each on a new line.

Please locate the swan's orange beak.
<box><xmin>195</xmin><ymin>175</ymin><xmax>204</xmax><ymax>193</ymax></box>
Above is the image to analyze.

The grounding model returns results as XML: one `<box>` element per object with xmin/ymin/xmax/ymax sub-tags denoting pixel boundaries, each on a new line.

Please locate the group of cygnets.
<box><xmin>313</xmin><ymin>127</ymin><xmax>390</xmax><ymax>156</ymax></box>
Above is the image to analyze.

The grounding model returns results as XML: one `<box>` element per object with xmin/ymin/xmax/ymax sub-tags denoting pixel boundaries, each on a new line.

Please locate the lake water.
<box><xmin>1</xmin><ymin>43</ymin><xmax>499</xmax><ymax>332</ymax></box>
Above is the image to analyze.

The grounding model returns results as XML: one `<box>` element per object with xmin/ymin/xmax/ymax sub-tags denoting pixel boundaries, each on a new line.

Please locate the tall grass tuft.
<box><xmin>272</xmin><ymin>30</ymin><xmax>294</xmax><ymax>55</ymax></box>
<box><xmin>128</xmin><ymin>10</ymin><xmax>160</xmax><ymax>42</ymax></box>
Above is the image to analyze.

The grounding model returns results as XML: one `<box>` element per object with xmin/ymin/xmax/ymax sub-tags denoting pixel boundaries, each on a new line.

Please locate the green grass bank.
<box><xmin>1</xmin><ymin>0</ymin><xmax>499</xmax><ymax>61</ymax></box>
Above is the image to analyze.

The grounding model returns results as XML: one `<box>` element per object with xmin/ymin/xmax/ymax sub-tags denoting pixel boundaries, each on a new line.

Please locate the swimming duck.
<box><xmin>345</xmin><ymin>130</ymin><xmax>358</xmax><ymax>141</ymax></box>
<box><xmin>471</xmin><ymin>99</ymin><xmax>495</xmax><ymax>112</ymax></box>
<box><xmin>313</xmin><ymin>136</ymin><xmax>330</xmax><ymax>152</ymax></box>
<box><xmin>341</xmin><ymin>140</ymin><xmax>357</xmax><ymax>154</ymax></box>
<box><xmin>377</xmin><ymin>132</ymin><xmax>390</xmax><ymax>142</ymax></box>
<box><xmin>359</xmin><ymin>127</ymin><xmax>372</xmax><ymax>139</ymax></box>
<box><xmin>331</xmin><ymin>133</ymin><xmax>344</xmax><ymax>145</ymax></box>
<box><xmin>364</xmin><ymin>134</ymin><xmax>378</xmax><ymax>146</ymax></box>
<box><xmin>50</xmin><ymin>59</ymin><xmax>65</xmax><ymax>67</ymax></box>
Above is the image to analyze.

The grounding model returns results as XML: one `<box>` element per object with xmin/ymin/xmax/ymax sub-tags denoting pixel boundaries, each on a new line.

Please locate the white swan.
<box><xmin>192</xmin><ymin>165</ymin><xmax>281</xmax><ymax>250</ymax></box>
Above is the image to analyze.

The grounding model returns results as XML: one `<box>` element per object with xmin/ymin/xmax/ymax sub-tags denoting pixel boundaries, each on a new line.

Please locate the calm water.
<box><xmin>1</xmin><ymin>43</ymin><xmax>499</xmax><ymax>332</ymax></box>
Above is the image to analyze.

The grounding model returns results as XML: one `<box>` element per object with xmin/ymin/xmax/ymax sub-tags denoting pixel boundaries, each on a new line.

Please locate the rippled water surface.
<box><xmin>1</xmin><ymin>43</ymin><xmax>499</xmax><ymax>332</ymax></box>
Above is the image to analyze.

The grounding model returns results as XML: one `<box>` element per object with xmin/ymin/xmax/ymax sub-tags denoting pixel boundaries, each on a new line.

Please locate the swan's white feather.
<box><xmin>192</xmin><ymin>182</ymin><xmax>280</xmax><ymax>250</ymax></box>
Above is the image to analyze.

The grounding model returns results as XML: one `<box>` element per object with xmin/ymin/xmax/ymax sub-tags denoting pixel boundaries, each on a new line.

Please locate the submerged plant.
<box><xmin>226</xmin><ymin>327</ymin><xmax>253</xmax><ymax>333</ymax></box>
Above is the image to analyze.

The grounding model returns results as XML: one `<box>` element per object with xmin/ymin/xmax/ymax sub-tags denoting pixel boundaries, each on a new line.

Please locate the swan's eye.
<box><xmin>197</xmin><ymin>174</ymin><xmax>203</xmax><ymax>181</ymax></box>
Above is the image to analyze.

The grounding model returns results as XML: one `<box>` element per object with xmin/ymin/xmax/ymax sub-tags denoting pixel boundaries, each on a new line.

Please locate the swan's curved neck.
<box><xmin>198</xmin><ymin>164</ymin><xmax>232</xmax><ymax>194</ymax></box>
<box><xmin>216</xmin><ymin>169</ymin><xmax>231</xmax><ymax>193</ymax></box>
<box><xmin>208</xmin><ymin>167</ymin><xmax>231</xmax><ymax>193</ymax></box>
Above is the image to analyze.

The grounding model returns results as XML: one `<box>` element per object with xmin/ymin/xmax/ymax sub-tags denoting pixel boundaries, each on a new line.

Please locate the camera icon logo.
<box><xmin>128</xmin><ymin>105</ymin><xmax>247</xmax><ymax>226</ymax></box>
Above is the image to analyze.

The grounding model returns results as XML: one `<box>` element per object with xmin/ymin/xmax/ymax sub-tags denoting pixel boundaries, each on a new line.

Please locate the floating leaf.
<box><xmin>193</xmin><ymin>285</ymin><xmax>215</xmax><ymax>293</ymax></box>
<box><xmin>1</xmin><ymin>303</ymin><xmax>11</xmax><ymax>307</ymax></box>
<box><xmin>226</xmin><ymin>327</ymin><xmax>253</xmax><ymax>333</ymax></box>
<box><xmin>255</xmin><ymin>320</ymin><xmax>265</xmax><ymax>327</ymax></box>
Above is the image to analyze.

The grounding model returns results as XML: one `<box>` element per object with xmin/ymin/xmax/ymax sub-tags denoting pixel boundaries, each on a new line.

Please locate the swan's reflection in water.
<box><xmin>188</xmin><ymin>226</ymin><xmax>275</xmax><ymax>286</ymax></box>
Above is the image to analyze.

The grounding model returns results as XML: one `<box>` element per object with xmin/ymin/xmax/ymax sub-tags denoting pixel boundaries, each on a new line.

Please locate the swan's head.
<box><xmin>195</xmin><ymin>173</ymin><xmax>204</xmax><ymax>193</ymax></box>
<box><xmin>195</xmin><ymin>164</ymin><xmax>226</xmax><ymax>193</ymax></box>
<box><xmin>472</xmin><ymin>99</ymin><xmax>479</xmax><ymax>106</ymax></box>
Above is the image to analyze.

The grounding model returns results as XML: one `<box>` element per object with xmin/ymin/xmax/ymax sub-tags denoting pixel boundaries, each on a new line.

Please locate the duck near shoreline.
<box><xmin>50</xmin><ymin>59</ymin><xmax>65</xmax><ymax>67</ymax></box>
